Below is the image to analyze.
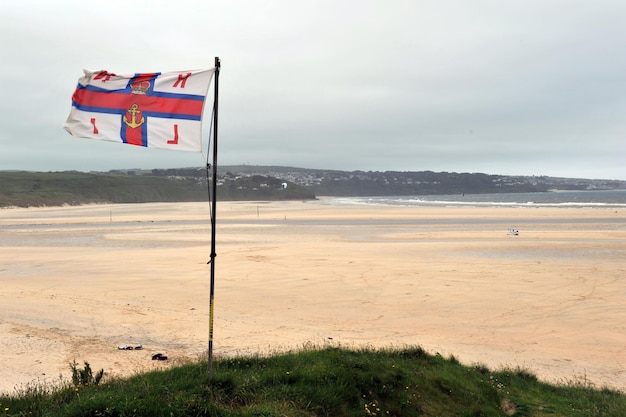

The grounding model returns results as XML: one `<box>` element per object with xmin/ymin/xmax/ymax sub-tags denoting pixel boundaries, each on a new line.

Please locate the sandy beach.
<box><xmin>0</xmin><ymin>200</ymin><xmax>624</xmax><ymax>394</ymax></box>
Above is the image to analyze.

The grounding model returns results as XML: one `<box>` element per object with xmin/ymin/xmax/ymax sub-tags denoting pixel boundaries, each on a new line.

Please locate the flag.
<box><xmin>64</xmin><ymin>68</ymin><xmax>215</xmax><ymax>152</ymax></box>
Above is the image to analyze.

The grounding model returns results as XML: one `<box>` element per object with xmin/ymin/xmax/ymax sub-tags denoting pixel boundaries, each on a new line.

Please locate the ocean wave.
<box><xmin>331</xmin><ymin>190</ymin><xmax>626</xmax><ymax>209</ymax></box>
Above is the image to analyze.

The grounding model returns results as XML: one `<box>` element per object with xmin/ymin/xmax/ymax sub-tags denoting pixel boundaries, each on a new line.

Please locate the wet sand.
<box><xmin>1</xmin><ymin>200</ymin><xmax>625</xmax><ymax>393</ymax></box>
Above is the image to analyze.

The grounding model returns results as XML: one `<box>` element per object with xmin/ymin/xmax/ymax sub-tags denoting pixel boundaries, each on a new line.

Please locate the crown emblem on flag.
<box><xmin>130</xmin><ymin>80</ymin><xmax>150</xmax><ymax>95</ymax></box>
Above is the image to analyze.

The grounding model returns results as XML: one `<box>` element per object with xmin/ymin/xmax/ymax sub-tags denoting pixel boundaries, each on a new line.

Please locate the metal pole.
<box><xmin>208</xmin><ymin>57</ymin><xmax>220</xmax><ymax>379</ymax></box>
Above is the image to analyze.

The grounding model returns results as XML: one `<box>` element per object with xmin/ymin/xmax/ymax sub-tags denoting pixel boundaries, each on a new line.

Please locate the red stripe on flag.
<box><xmin>73</xmin><ymin>89</ymin><xmax>204</xmax><ymax>117</ymax></box>
<box><xmin>124</xmin><ymin>122</ymin><xmax>144</xmax><ymax>146</ymax></box>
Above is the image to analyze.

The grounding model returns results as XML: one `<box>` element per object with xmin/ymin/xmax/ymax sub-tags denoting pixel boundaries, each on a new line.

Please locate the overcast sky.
<box><xmin>1</xmin><ymin>1</ymin><xmax>625</xmax><ymax>179</ymax></box>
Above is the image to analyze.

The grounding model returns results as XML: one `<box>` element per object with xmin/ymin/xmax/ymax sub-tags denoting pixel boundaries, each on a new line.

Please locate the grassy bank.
<box><xmin>1</xmin><ymin>346</ymin><xmax>624</xmax><ymax>417</ymax></box>
<box><xmin>0</xmin><ymin>171</ymin><xmax>315</xmax><ymax>207</ymax></box>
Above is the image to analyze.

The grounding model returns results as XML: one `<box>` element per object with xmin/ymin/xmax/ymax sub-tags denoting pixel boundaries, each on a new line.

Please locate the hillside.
<box><xmin>2</xmin><ymin>166</ymin><xmax>625</xmax><ymax>207</ymax></box>
<box><xmin>2</xmin><ymin>346</ymin><xmax>625</xmax><ymax>416</ymax></box>
<box><xmin>214</xmin><ymin>165</ymin><xmax>626</xmax><ymax>196</ymax></box>
<box><xmin>0</xmin><ymin>171</ymin><xmax>315</xmax><ymax>208</ymax></box>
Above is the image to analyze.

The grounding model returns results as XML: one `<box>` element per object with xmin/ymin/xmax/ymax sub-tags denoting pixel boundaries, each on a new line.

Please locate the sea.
<box><xmin>330</xmin><ymin>189</ymin><xmax>626</xmax><ymax>209</ymax></box>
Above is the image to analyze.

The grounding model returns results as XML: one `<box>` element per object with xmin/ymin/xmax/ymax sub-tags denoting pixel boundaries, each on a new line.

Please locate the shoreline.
<box><xmin>1</xmin><ymin>201</ymin><xmax>625</xmax><ymax>394</ymax></box>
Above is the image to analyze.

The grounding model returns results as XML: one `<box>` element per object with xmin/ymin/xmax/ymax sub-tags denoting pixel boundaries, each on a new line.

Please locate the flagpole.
<box><xmin>208</xmin><ymin>56</ymin><xmax>220</xmax><ymax>379</ymax></box>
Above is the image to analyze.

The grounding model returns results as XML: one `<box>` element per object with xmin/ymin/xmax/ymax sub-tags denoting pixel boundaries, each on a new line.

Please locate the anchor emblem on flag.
<box><xmin>123</xmin><ymin>104</ymin><xmax>145</xmax><ymax>129</ymax></box>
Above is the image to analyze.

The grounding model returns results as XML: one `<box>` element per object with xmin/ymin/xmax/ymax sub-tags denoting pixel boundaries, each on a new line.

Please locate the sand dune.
<box><xmin>1</xmin><ymin>200</ymin><xmax>624</xmax><ymax>393</ymax></box>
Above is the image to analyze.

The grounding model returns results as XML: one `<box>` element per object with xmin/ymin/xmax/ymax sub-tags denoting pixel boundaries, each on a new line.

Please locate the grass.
<box><xmin>1</xmin><ymin>346</ymin><xmax>624</xmax><ymax>416</ymax></box>
<box><xmin>0</xmin><ymin>171</ymin><xmax>314</xmax><ymax>207</ymax></box>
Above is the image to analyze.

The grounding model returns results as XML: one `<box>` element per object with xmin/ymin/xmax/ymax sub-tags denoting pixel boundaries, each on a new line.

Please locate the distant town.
<box><xmin>147</xmin><ymin>165</ymin><xmax>626</xmax><ymax>197</ymax></box>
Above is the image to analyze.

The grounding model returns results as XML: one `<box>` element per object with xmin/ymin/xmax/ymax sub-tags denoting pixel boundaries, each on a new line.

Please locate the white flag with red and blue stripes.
<box><xmin>64</xmin><ymin>68</ymin><xmax>215</xmax><ymax>152</ymax></box>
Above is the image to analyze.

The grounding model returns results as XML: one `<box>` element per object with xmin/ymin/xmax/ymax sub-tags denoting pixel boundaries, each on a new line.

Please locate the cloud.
<box><xmin>1</xmin><ymin>0</ymin><xmax>625</xmax><ymax>179</ymax></box>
